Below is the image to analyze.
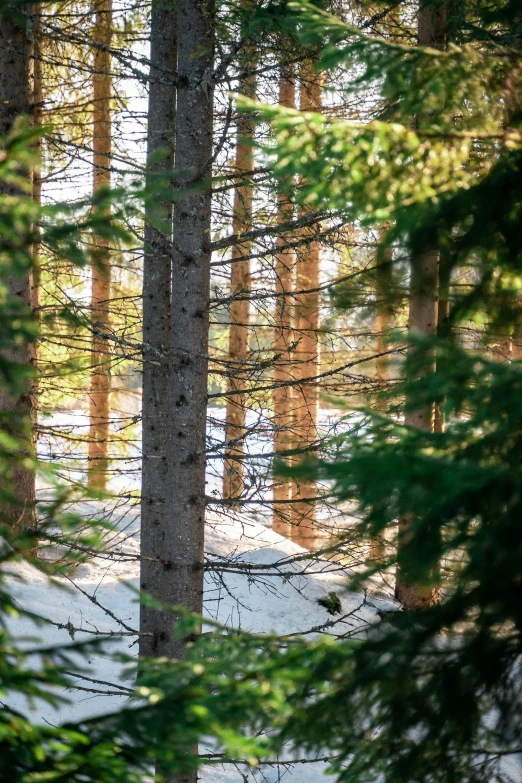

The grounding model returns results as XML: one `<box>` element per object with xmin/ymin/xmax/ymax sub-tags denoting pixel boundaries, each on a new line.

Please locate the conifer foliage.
<box><xmin>1</xmin><ymin>0</ymin><xmax>522</xmax><ymax>782</ymax></box>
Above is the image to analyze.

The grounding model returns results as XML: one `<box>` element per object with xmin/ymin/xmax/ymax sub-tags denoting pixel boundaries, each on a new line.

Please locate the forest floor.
<box><xmin>7</xmin><ymin>407</ymin><xmax>519</xmax><ymax>782</ymax></box>
<box><xmin>6</xmin><ymin>497</ymin><xmax>396</xmax><ymax>783</ymax></box>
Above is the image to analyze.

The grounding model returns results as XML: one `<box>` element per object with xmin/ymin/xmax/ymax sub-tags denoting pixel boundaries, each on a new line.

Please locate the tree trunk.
<box><xmin>374</xmin><ymin>233</ymin><xmax>394</xmax><ymax>383</ymax></box>
<box><xmin>433</xmin><ymin>252</ymin><xmax>450</xmax><ymax>433</ymax></box>
<box><xmin>368</xmin><ymin>231</ymin><xmax>394</xmax><ymax>563</ymax></box>
<box><xmin>290</xmin><ymin>64</ymin><xmax>322</xmax><ymax>548</ymax></box>
<box><xmin>272</xmin><ymin>66</ymin><xmax>296</xmax><ymax>537</ymax></box>
<box><xmin>31</xmin><ymin>5</ymin><xmax>42</xmax><ymax>317</ymax></box>
<box><xmin>395</xmin><ymin>247</ymin><xmax>439</xmax><ymax>608</ymax></box>
<box><xmin>395</xmin><ymin>1</ymin><xmax>448</xmax><ymax>610</ymax></box>
<box><xmin>164</xmin><ymin>0</ymin><xmax>214</xmax><ymax>658</ymax></box>
<box><xmin>141</xmin><ymin>1</ymin><xmax>213</xmax><ymax>777</ymax></box>
<box><xmin>223</xmin><ymin>15</ymin><xmax>255</xmax><ymax>501</ymax></box>
<box><xmin>87</xmin><ymin>0</ymin><xmax>112</xmax><ymax>491</ymax></box>
<box><xmin>139</xmin><ymin>0</ymin><xmax>177</xmax><ymax>660</ymax></box>
<box><xmin>0</xmin><ymin>5</ymin><xmax>37</xmax><ymax>534</ymax></box>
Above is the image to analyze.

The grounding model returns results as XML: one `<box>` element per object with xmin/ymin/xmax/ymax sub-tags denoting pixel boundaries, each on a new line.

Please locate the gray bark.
<box><xmin>139</xmin><ymin>0</ymin><xmax>177</xmax><ymax>659</ymax></box>
<box><xmin>164</xmin><ymin>0</ymin><xmax>213</xmax><ymax>656</ymax></box>
<box><xmin>0</xmin><ymin>6</ymin><xmax>37</xmax><ymax>533</ymax></box>
<box><xmin>139</xmin><ymin>4</ymin><xmax>213</xmax><ymax>778</ymax></box>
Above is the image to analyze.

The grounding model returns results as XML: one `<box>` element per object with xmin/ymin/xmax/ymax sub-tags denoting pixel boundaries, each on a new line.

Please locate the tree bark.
<box><xmin>404</xmin><ymin>252</ymin><xmax>438</xmax><ymax>431</ymax></box>
<box><xmin>164</xmin><ymin>0</ymin><xmax>213</xmax><ymax>659</ymax></box>
<box><xmin>139</xmin><ymin>0</ymin><xmax>177</xmax><ymax>660</ymax></box>
<box><xmin>31</xmin><ymin>5</ymin><xmax>42</xmax><ymax>317</ymax></box>
<box><xmin>223</xmin><ymin>13</ymin><xmax>255</xmax><ymax>501</ymax></box>
<box><xmin>433</xmin><ymin>252</ymin><xmax>450</xmax><ymax>433</ymax></box>
<box><xmin>395</xmin><ymin>248</ymin><xmax>439</xmax><ymax>608</ymax></box>
<box><xmin>141</xmin><ymin>2</ymin><xmax>213</xmax><ymax>777</ymax></box>
<box><xmin>395</xmin><ymin>1</ymin><xmax>448</xmax><ymax>610</ymax></box>
<box><xmin>374</xmin><ymin>233</ymin><xmax>394</xmax><ymax>384</ymax></box>
<box><xmin>272</xmin><ymin>67</ymin><xmax>296</xmax><ymax>537</ymax></box>
<box><xmin>87</xmin><ymin>0</ymin><xmax>112</xmax><ymax>491</ymax></box>
<box><xmin>368</xmin><ymin>231</ymin><xmax>394</xmax><ymax>563</ymax></box>
<box><xmin>290</xmin><ymin>64</ymin><xmax>322</xmax><ymax>548</ymax></box>
<box><xmin>0</xmin><ymin>4</ymin><xmax>37</xmax><ymax>534</ymax></box>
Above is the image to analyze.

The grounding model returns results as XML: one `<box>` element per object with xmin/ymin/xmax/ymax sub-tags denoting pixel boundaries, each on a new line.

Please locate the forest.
<box><xmin>0</xmin><ymin>0</ymin><xmax>521</xmax><ymax>781</ymax></box>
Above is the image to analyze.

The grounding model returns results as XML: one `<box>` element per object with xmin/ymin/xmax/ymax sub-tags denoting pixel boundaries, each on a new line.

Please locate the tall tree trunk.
<box><xmin>290</xmin><ymin>64</ymin><xmax>322</xmax><ymax>548</ymax></box>
<box><xmin>368</xmin><ymin>231</ymin><xmax>394</xmax><ymax>563</ymax></box>
<box><xmin>139</xmin><ymin>0</ymin><xmax>177</xmax><ymax>660</ymax></box>
<box><xmin>395</xmin><ymin>1</ymin><xmax>448</xmax><ymax>610</ymax></box>
<box><xmin>31</xmin><ymin>6</ymin><xmax>42</xmax><ymax>317</ymax></box>
<box><xmin>87</xmin><ymin>0</ymin><xmax>112</xmax><ymax>491</ymax></box>
<box><xmin>374</xmin><ymin>233</ymin><xmax>394</xmax><ymax>383</ymax></box>
<box><xmin>272</xmin><ymin>66</ymin><xmax>296</xmax><ymax>537</ymax></box>
<box><xmin>164</xmin><ymin>0</ymin><xmax>214</xmax><ymax>658</ymax></box>
<box><xmin>395</xmin><ymin>250</ymin><xmax>439</xmax><ymax>608</ymax></box>
<box><xmin>223</xmin><ymin>16</ymin><xmax>255</xmax><ymax>501</ymax></box>
<box><xmin>141</xmin><ymin>2</ymin><xmax>213</xmax><ymax>777</ymax></box>
<box><xmin>0</xmin><ymin>5</ymin><xmax>37</xmax><ymax>534</ymax></box>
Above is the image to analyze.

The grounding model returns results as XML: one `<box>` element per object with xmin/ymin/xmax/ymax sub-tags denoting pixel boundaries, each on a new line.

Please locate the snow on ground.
<box><xmin>8</xmin><ymin>510</ymin><xmax>521</xmax><ymax>783</ymax></box>
<box><xmin>5</xmin><ymin>501</ymin><xmax>395</xmax><ymax>783</ymax></box>
<box><xmin>9</xmin><ymin>407</ymin><xmax>519</xmax><ymax>782</ymax></box>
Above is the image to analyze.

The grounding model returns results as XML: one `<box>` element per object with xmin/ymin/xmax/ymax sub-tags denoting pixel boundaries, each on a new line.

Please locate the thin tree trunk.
<box><xmin>139</xmin><ymin>0</ymin><xmax>177</xmax><ymax>660</ymax></box>
<box><xmin>31</xmin><ymin>6</ymin><xmax>42</xmax><ymax>317</ymax></box>
<box><xmin>374</xmin><ymin>234</ymin><xmax>394</xmax><ymax>383</ymax></box>
<box><xmin>395</xmin><ymin>1</ymin><xmax>448</xmax><ymax>610</ymax></box>
<box><xmin>223</xmin><ymin>15</ymin><xmax>255</xmax><ymax>500</ymax></box>
<box><xmin>395</xmin><ymin>249</ymin><xmax>439</xmax><ymax>608</ymax></box>
<box><xmin>272</xmin><ymin>67</ymin><xmax>296</xmax><ymax>537</ymax></box>
<box><xmin>433</xmin><ymin>252</ymin><xmax>450</xmax><ymax>433</ymax></box>
<box><xmin>88</xmin><ymin>0</ymin><xmax>112</xmax><ymax>491</ymax></box>
<box><xmin>290</xmin><ymin>64</ymin><xmax>322</xmax><ymax>548</ymax></box>
<box><xmin>368</xmin><ymin>231</ymin><xmax>394</xmax><ymax>563</ymax></box>
<box><xmin>0</xmin><ymin>5</ymin><xmax>37</xmax><ymax>534</ymax></box>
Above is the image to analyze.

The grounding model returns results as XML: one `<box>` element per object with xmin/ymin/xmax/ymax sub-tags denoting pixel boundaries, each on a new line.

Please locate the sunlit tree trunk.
<box><xmin>395</xmin><ymin>249</ymin><xmax>439</xmax><ymax>608</ymax></box>
<box><xmin>374</xmin><ymin>233</ymin><xmax>394</xmax><ymax>383</ymax></box>
<box><xmin>395</xmin><ymin>2</ymin><xmax>448</xmax><ymax>610</ymax></box>
<box><xmin>0</xmin><ymin>5</ymin><xmax>37</xmax><ymax>534</ymax></box>
<box><xmin>290</xmin><ymin>64</ymin><xmax>322</xmax><ymax>548</ymax></box>
<box><xmin>272</xmin><ymin>66</ymin><xmax>296</xmax><ymax>537</ymax></box>
<box><xmin>223</xmin><ymin>12</ymin><xmax>255</xmax><ymax>500</ymax></box>
<box><xmin>87</xmin><ymin>0</ymin><xmax>112</xmax><ymax>491</ymax></box>
<box><xmin>139</xmin><ymin>0</ymin><xmax>177</xmax><ymax>660</ymax></box>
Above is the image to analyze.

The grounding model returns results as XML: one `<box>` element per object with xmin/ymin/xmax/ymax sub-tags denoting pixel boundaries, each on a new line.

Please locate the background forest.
<box><xmin>0</xmin><ymin>0</ymin><xmax>521</xmax><ymax>781</ymax></box>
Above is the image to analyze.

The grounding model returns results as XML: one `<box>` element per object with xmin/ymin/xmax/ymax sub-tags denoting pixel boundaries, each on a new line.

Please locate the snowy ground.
<box><xmin>7</xmin><ymin>407</ymin><xmax>520</xmax><ymax>783</ymax></box>
<box><xmin>7</xmin><ymin>505</ymin><xmax>391</xmax><ymax>716</ymax></box>
<box><xmin>6</xmin><ymin>498</ymin><xmax>395</xmax><ymax>783</ymax></box>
